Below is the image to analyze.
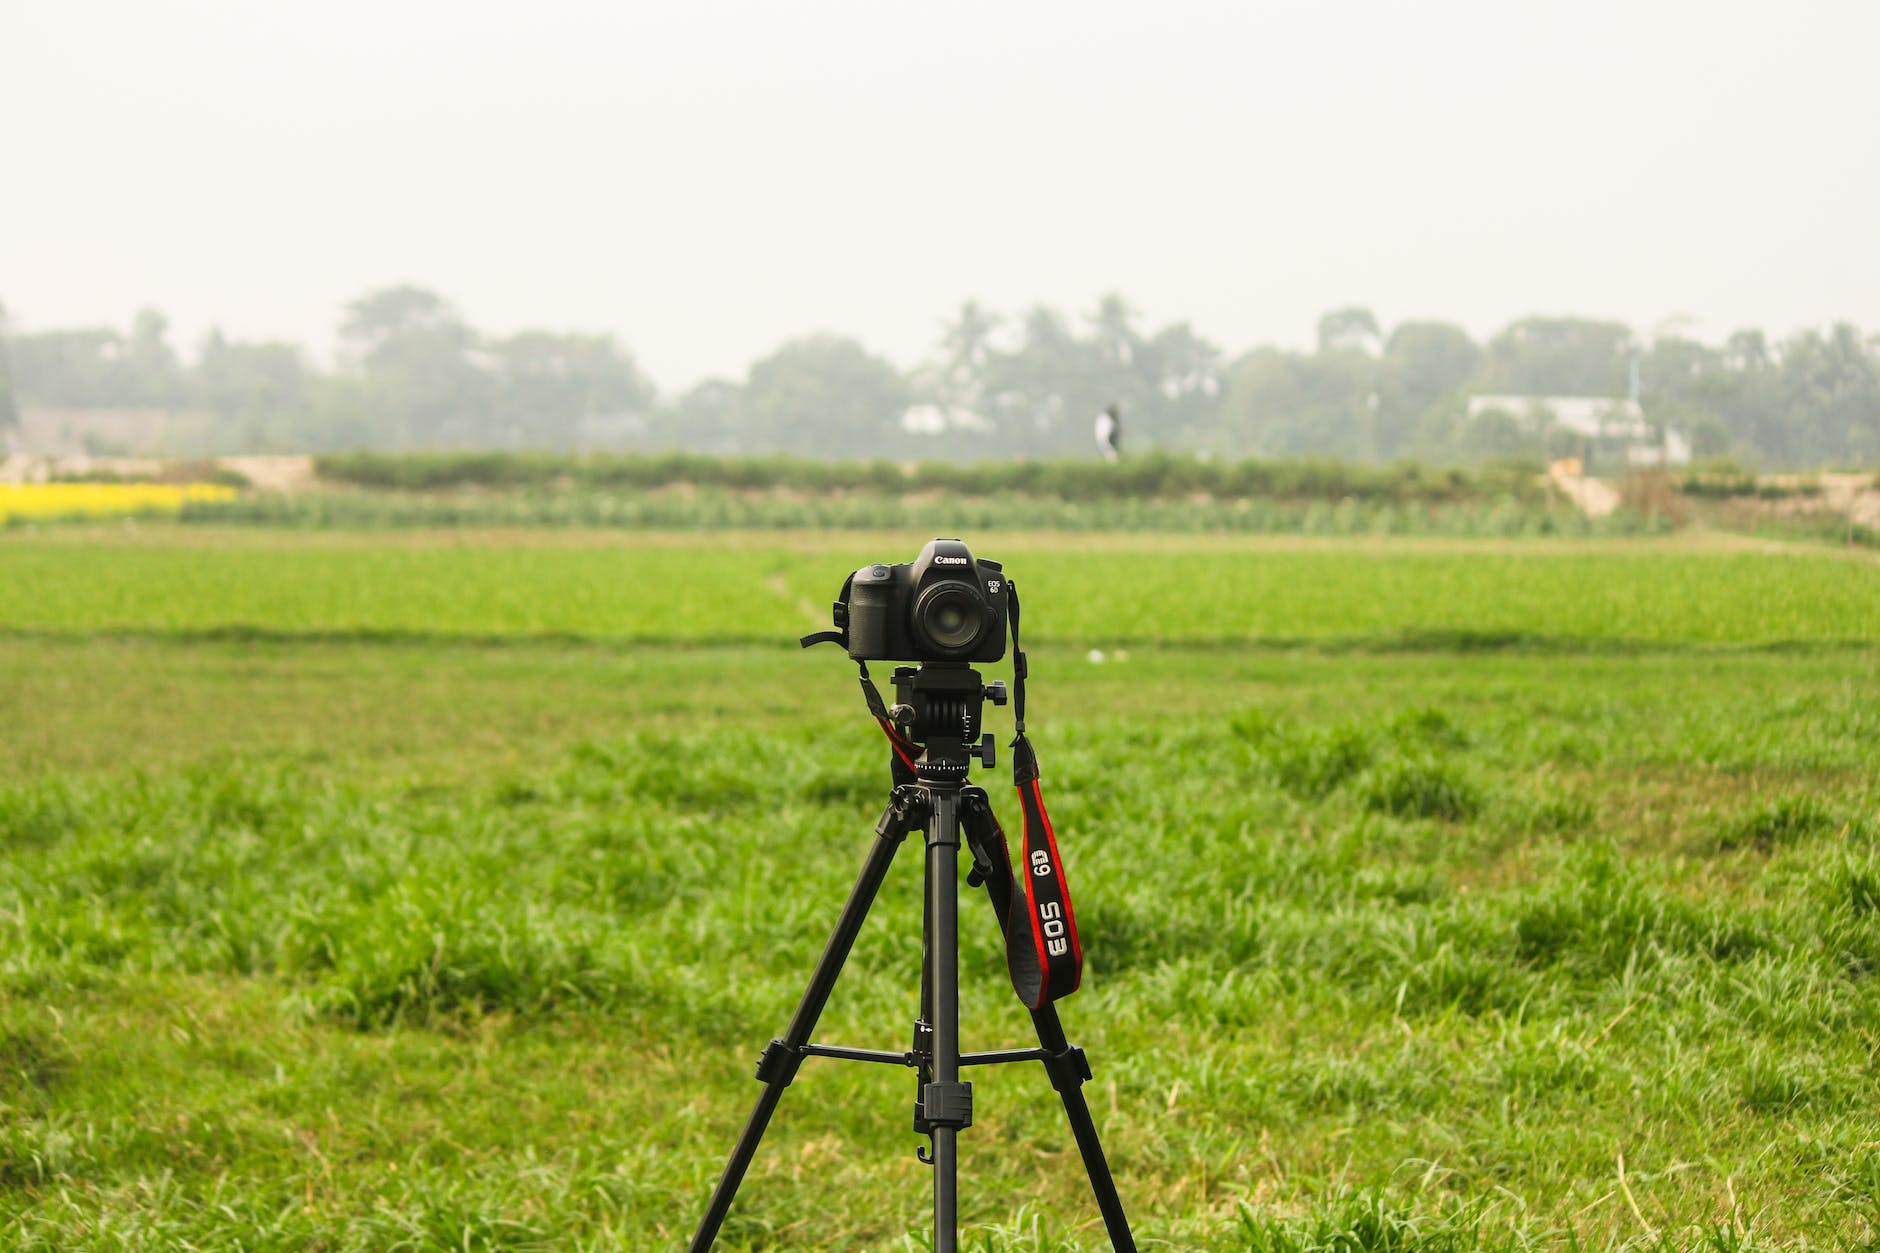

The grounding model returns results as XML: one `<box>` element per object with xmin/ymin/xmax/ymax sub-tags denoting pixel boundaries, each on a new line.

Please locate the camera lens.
<box><xmin>912</xmin><ymin>581</ymin><xmax>987</xmax><ymax>656</ymax></box>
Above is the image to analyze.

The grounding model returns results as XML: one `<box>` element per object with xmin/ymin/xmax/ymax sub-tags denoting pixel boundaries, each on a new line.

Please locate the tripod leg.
<box><xmin>1030</xmin><ymin>1006</ymin><xmax>1137</xmax><ymax>1252</ymax></box>
<box><xmin>956</xmin><ymin>793</ymin><xmax>1136</xmax><ymax>1252</ymax></box>
<box><xmin>920</xmin><ymin>785</ymin><xmax>969</xmax><ymax>1253</ymax></box>
<box><xmin>689</xmin><ymin>792</ymin><xmax>922</xmax><ymax>1253</ymax></box>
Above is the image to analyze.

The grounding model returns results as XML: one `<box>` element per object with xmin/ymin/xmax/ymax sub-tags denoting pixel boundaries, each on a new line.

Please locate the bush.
<box><xmin>1361</xmin><ymin>757</ymin><xmax>1483</xmax><ymax>821</ymax></box>
<box><xmin>1719</xmin><ymin>795</ymin><xmax>1845</xmax><ymax>852</ymax></box>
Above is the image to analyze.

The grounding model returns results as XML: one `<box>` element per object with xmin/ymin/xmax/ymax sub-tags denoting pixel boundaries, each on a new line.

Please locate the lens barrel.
<box><xmin>911</xmin><ymin>580</ymin><xmax>989</xmax><ymax>657</ymax></box>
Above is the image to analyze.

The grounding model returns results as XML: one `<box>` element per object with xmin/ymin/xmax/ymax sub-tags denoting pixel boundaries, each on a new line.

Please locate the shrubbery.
<box><xmin>313</xmin><ymin>449</ymin><xmax>1550</xmax><ymax>506</ymax></box>
<box><xmin>183</xmin><ymin>486</ymin><xmax>1662</xmax><ymax>538</ymax></box>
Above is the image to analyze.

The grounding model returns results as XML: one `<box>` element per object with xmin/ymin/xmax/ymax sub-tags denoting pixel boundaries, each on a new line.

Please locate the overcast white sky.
<box><xmin>4</xmin><ymin>0</ymin><xmax>1876</xmax><ymax>388</ymax></box>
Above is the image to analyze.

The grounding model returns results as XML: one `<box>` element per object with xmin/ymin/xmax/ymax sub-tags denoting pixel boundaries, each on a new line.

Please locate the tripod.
<box><xmin>689</xmin><ymin>662</ymin><xmax>1135</xmax><ymax>1252</ymax></box>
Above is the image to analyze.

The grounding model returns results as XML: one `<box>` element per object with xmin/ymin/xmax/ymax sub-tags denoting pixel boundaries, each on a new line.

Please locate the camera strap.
<box><xmin>1002</xmin><ymin>581</ymin><xmax>1083</xmax><ymax>1007</ymax></box>
<box><xmin>802</xmin><ymin>576</ymin><xmax>1083</xmax><ymax>1009</ymax></box>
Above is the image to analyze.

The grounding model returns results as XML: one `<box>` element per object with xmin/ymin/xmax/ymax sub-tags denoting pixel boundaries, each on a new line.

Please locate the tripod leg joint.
<box><xmin>876</xmin><ymin>786</ymin><xmax>930</xmax><ymax>839</ymax></box>
<box><xmin>754</xmin><ymin>1038</ymin><xmax>805</xmax><ymax>1087</ymax></box>
<box><xmin>1041</xmin><ymin>1044</ymin><xmax>1093</xmax><ymax>1094</ymax></box>
<box><xmin>915</xmin><ymin>1079</ymin><xmax>973</xmax><ymax>1132</ymax></box>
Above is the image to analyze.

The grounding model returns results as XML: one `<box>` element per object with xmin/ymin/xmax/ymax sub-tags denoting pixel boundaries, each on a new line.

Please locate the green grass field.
<box><xmin>2</xmin><ymin>527</ymin><xmax>1877</xmax><ymax>1251</ymax></box>
<box><xmin>2</xmin><ymin>529</ymin><xmax>1871</xmax><ymax>645</ymax></box>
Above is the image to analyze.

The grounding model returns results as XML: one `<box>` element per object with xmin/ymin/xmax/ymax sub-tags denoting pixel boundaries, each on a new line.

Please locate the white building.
<box><xmin>1466</xmin><ymin>394</ymin><xmax>1691</xmax><ymax>467</ymax></box>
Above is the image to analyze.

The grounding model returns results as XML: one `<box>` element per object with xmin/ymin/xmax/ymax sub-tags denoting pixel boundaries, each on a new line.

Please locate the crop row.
<box><xmin>0</xmin><ymin>482</ymin><xmax>237</xmax><ymax>523</ymax></box>
<box><xmin>177</xmin><ymin>489</ymin><xmax>1647</xmax><ymax>537</ymax></box>
<box><xmin>312</xmin><ymin>450</ymin><xmax>1553</xmax><ymax>505</ymax></box>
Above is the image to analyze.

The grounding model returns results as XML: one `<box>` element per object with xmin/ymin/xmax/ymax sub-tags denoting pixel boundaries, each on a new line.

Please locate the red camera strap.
<box><xmin>1002</xmin><ymin>736</ymin><xmax>1083</xmax><ymax>1007</ymax></box>
<box><xmin>1000</xmin><ymin>583</ymin><xmax>1081</xmax><ymax>1006</ymax></box>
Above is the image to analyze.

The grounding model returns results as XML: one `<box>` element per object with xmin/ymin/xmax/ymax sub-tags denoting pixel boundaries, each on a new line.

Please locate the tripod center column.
<box><xmin>920</xmin><ymin>780</ymin><xmax>969</xmax><ymax>1247</ymax></box>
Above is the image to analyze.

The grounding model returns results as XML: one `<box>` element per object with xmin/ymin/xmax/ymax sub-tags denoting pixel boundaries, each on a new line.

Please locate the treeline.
<box><xmin>0</xmin><ymin>291</ymin><xmax>652</xmax><ymax>455</ymax></box>
<box><xmin>3</xmin><ymin>290</ymin><xmax>1876</xmax><ymax>467</ymax></box>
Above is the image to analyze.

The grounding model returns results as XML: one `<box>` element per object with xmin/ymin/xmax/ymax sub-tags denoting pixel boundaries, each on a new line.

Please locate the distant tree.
<box><xmin>1703</xmin><ymin>327</ymin><xmax>1785</xmax><ymax>462</ymax></box>
<box><xmin>338</xmin><ymin>285</ymin><xmax>488</xmax><ymax>448</ymax></box>
<box><xmin>911</xmin><ymin>297</ymin><xmax>1225</xmax><ymax>454</ymax></box>
<box><xmin>1377</xmin><ymin>320</ymin><xmax>1478</xmax><ymax>458</ymax></box>
<box><xmin>1217</xmin><ymin>347</ymin><xmax>1302</xmax><ymax>453</ymax></box>
<box><xmin>1635</xmin><ymin>333</ymin><xmax>1729</xmax><ymax>459</ymax></box>
<box><xmin>742</xmin><ymin>334</ymin><xmax>909</xmax><ymax>455</ymax></box>
<box><xmin>341</xmin><ymin>286</ymin><xmax>460</xmax><ymax>345</ymax></box>
<box><xmin>1724</xmin><ymin>328</ymin><xmax>1769</xmax><ymax>372</ymax></box>
<box><xmin>1687</xmin><ymin>414</ymin><xmax>1731</xmax><ymax>459</ymax></box>
<box><xmin>1137</xmin><ymin>321</ymin><xmax>1224</xmax><ymax>444</ymax></box>
<box><xmin>979</xmin><ymin>306</ymin><xmax>1107</xmax><ymax>454</ymax></box>
<box><xmin>1218</xmin><ymin>345</ymin><xmax>1372</xmax><ymax>458</ymax></box>
<box><xmin>6</xmin><ymin>287</ymin><xmax>1870</xmax><ymax>467</ymax></box>
<box><xmin>0</xmin><ymin>301</ymin><xmax>16</xmax><ymax>431</ymax></box>
<box><xmin>1477</xmin><ymin>317</ymin><xmax>1632</xmax><ymax>396</ymax></box>
<box><xmin>940</xmin><ymin>301</ymin><xmax>1001</xmax><ymax>377</ymax></box>
<box><xmin>1544</xmin><ymin>423</ymin><xmax>1585</xmax><ymax>461</ymax></box>
<box><xmin>192</xmin><ymin>330</ymin><xmax>313</xmax><ymax>451</ymax></box>
<box><xmin>1411</xmin><ymin>393</ymin><xmax>1470</xmax><ymax>461</ymax></box>
<box><xmin>656</xmin><ymin>378</ymin><xmax>747</xmax><ymax>454</ymax></box>
<box><xmin>913</xmin><ymin>300</ymin><xmax>1003</xmax><ymax>427</ymax></box>
<box><xmin>1458</xmin><ymin>407</ymin><xmax>1532</xmax><ymax>460</ymax></box>
<box><xmin>1640</xmin><ymin>335</ymin><xmax>1721</xmax><ymax>404</ymax></box>
<box><xmin>13</xmin><ymin>307</ymin><xmax>184</xmax><ymax>410</ymax></box>
<box><xmin>1084</xmin><ymin>293</ymin><xmax>1199</xmax><ymax>449</ymax></box>
<box><xmin>1316</xmin><ymin>306</ymin><xmax>1382</xmax><ymax>355</ymax></box>
<box><xmin>125</xmin><ymin>308</ymin><xmax>182</xmax><ymax>407</ymax></box>
<box><xmin>489</xmin><ymin>331</ymin><xmax>653</xmax><ymax>448</ymax></box>
<box><xmin>1089</xmin><ymin>293</ymin><xmax>1144</xmax><ymax>369</ymax></box>
<box><xmin>1774</xmin><ymin>322</ymin><xmax>1880</xmax><ymax>465</ymax></box>
<box><xmin>301</xmin><ymin>374</ymin><xmax>377</xmax><ymax>451</ymax></box>
<box><xmin>8</xmin><ymin>326</ymin><xmax>129</xmax><ymax>407</ymax></box>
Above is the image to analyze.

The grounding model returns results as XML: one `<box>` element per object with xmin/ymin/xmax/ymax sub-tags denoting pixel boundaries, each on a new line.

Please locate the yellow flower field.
<box><xmin>0</xmin><ymin>482</ymin><xmax>238</xmax><ymax>523</ymax></box>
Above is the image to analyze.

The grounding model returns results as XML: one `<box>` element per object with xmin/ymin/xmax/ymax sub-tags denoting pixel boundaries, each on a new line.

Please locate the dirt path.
<box><xmin>1818</xmin><ymin>473</ymin><xmax>1880</xmax><ymax>530</ymax></box>
<box><xmin>1549</xmin><ymin>463</ymin><xmax>1621</xmax><ymax>517</ymax></box>
<box><xmin>218</xmin><ymin>455</ymin><xmax>315</xmax><ymax>492</ymax></box>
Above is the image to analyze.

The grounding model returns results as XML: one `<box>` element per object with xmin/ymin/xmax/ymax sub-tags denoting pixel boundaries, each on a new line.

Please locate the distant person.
<box><xmin>1095</xmin><ymin>403</ymin><xmax>1121</xmax><ymax>462</ymax></box>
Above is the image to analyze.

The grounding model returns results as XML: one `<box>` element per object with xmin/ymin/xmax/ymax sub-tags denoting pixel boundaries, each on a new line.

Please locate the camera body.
<box><xmin>842</xmin><ymin>538</ymin><xmax>1008</xmax><ymax>663</ymax></box>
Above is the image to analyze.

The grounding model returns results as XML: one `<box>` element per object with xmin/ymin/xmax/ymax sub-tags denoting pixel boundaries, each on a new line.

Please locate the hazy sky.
<box><xmin>5</xmin><ymin>0</ymin><xmax>1877</xmax><ymax>387</ymax></box>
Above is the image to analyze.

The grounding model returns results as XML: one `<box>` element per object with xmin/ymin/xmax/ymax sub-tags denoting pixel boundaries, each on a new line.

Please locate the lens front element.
<box><xmin>912</xmin><ymin>581</ymin><xmax>988</xmax><ymax>656</ymax></box>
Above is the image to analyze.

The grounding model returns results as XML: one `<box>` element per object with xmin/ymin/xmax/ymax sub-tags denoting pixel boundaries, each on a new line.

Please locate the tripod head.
<box><xmin>886</xmin><ymin>663</ymin><xmax>1007</xmax><ymax>781</ymax></box>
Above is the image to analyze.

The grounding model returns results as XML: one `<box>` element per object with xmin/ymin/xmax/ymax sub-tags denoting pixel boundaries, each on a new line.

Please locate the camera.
<box><xmin>837</xmin><ymin>538</ymin><xmax>1008</xmax><ymax>663</ymax></box>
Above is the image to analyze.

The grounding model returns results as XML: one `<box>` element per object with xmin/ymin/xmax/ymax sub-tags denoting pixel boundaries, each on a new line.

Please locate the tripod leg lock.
<box><xmin>1040</xmin><ymin>1045</ymin><xmax>1093</xmax><ymax>1094</ymax></box>
<box><xmin>916</xmin><ymin>1080</ymin><xmax>974</xmax><ymax>1131</ymax></box>
<box><xmin>754</xmin><ymin>1038</ymin><xmax>805</xmax><ymax>1088</ymax></box>
<box><xmin>877</xmin><ymin>786</ymin><xmax>930</xmax><ymax>840</ymax></box>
